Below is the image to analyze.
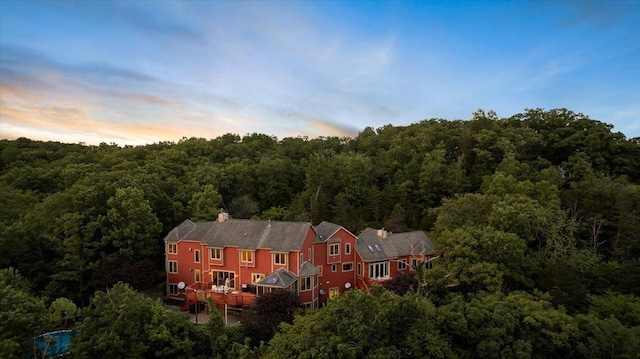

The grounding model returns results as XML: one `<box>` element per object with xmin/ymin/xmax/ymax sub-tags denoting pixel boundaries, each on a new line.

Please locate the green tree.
<box><xmin>104</xmin><ymin>187</ymin><xmax>162</xmax><ymax>260</ymax></box>
<box><xmin>229</xmin><ymin>195</ymin><xmax>259</xmax><ymax>219</ymax></box>
<box><xmin>266</xmin><ymin>288</ymin><xmax>453</xmax><ymax>358</ymax></box>
<box><xmin>573</xmin><ymin>314</ymin><xmax>640</xmax><ymax>359</ymax></box>
<box><xmin>429</xmin><ymin>226</ymin><xmax>529</xmax><ymax>295</ymax></box>
<box><xmin>437</xmin><ymin>291</ymin><xmax>577</xmax><ymax>359</ymax></box>
<box><xmin>0</xmin><ymin>268</ymin><xmax>51</xmax><ymax>359</ymax></box>
<box><xmin>188</xmin><ymin>184</ymin><xmax>223</xmax><ymax>221</ymax></box>
<box><xmin>243</xmin><ymin>289</ymin><xmax>300</xmax><ymax>347</ymax></box>
<box><xmin>72</xmin><ymin>283</ymin><xmax>210</xmax><ymax>359</ymax></box>
<box><xmin>48</xmin><ymin>297</ymin><xmax>77</xmax><ymax>328</ymax></box>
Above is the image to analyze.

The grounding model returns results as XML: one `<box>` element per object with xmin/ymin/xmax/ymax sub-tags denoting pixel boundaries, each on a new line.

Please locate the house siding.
<box><xmin>164</xmin><ymin>219</ymin><xmax>432</xmax><ymax>309</ymax></box>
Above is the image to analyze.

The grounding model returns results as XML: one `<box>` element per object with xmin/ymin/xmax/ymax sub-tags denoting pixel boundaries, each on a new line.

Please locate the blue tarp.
<box><xmin>30</xmin><ymin>330</ymin><xmax>74</xmax><ymax>358</ymax></box>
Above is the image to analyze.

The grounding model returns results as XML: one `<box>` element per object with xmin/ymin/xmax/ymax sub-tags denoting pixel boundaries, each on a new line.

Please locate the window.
<box><xmin>317</xmin><ymin>266</ymin><xmax>323</xmax><ymax>276</ymax></box>
<box><xmin>345</xmin><ymin>243</ymin><xmax>351</xmax><ymax>255</ymax></box>
<box><xmin>274</xmin><ymin>252</ymin><xmax>287</xmax><ymax>265</ymax></box>
<box><xmin>194</xmin><ymin>269</ymin><xmax>201</xmax><ymax>282</ymax></box>
<box><xmin>241</xmin><ymin>250</ymin><xmax>254</xmax><ymax>263</ymax></box>
<box><xmin>212</xmin><ymin>270</ymin><xmax>235</xmax><ymax>288</ymax></box>
<box><xmin>210</xmin><ymin>248</ymin><xmax>222</xmax><ymax>260</ymax></box>
<box><xmin>369</xmin><ymin>261</ymin><xmax>389</xmax><ymax>279</ymax></box>
<box><xmin>329</xmin><ymin>243</ymin><xmax>339</xmax><ymax>256</ymax></box>
<box><xmin>300</xmin><ymin>276</ymin><xmax>312</xmax><ymax>291</ymax></box>
<box><xmin>342</xmin><ymin>262</ymin><xmax>353</xmax><ymax>272</ymax></box>
<box><xmin>331</xmin><ymin>264</ymin><xmax>337</xmax><ymax>272</ymax></box>
<box><xmin>252</xmin><ymin>273</ymin><xmax>264</xmax><ymax>283</ymax></box>
<box><xmin>300</xmin><ymin>253</ymin><xmax>304</xmax><ymax>266</ymax></box>
<box><xmin>168</xmin><ymin>260</ymin><xmax>178</xmax><ymax>273</ymax></box>
<box><xmin>411</xmin><ymin>258</ymin><xmax>421</xmax><ymax>268</ymax></box>
<box><xmin>329</xmin><ymin>287</ymin><xmax>339</xmax><ymax>298</ymax></box>
<box><xmin>357</xmin><ymin>263</ymin><xmax>362</xmax><ymax>276</ymax></box>
<box><xmin>398</xmin><ymin>259</ymin><xmax>407</xmax><ymax>271</ymax></box>
<box><xmin>426</xmin><ymin>260</ymin><xmax>434</xmax><ymax>270</ymax></box>
<box><xmin>308</xmin><ymin>248</ymin><xmax>311</xmax><ymax>260</ymax></box>
<box><xmin>194</xmin><ymin>249</ymin><xmax>200</xmax><ymax>263</ymax></box>
<box><xmin>169</xmin><ymin>283</ymin><xmax>178</xmax><ymax>295</ymax></box>
<box><xmin>167</xmin><ymin>243</ymin><xmax>177</xmax><ymax>254</ymax></box>
<box><xmin>303</xmin><ymin>302</ymin><xmax>313</xmax><ymax>310</ymax></box>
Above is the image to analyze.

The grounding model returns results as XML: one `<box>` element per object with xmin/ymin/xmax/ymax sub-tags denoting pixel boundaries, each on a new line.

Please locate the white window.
<box><xmin>331</xmin><ymin>264</ymin><xmax>337</xmax><ymax>272</ymax></box>
<box><xmin>300</xmin><ymin>252</ymin><xmax>303</xmax><ymax>266</ymax></box>
<box><xmin>426</xmin><ymin>260</ymin><xmax>434</xmax><ymax>270</ymax></box>
<box><xmin>241</xmin><ymin>250</ymin><xmax>254</xmax><ymax>263</ymax></box>
<box><xmin>329</xmin><ymin>243</ymin><xmax>339</xmax><ymax>256</ymax></box>
<box><xmin>342</xmin><ymin>262</ymin><xmax>353</xmax><ymax>272</ymax></box>
<box><xmin>210</xmin><ymin>248</ymin><xmax>222</xmax><ymax>260</ymax></box>
<box><xmin>411</xmin><ymin>258</ymin><xmax>421</xmax><ymax>268</ymax></box>
<box><xmin>212</xmin><ymin>270</ymin><xmax>235</xmax><ymax>288</ymax></box>
<box><xmin>168</xmin><ymin>261</ymin><xmax>178</xmax><ymax>274</ymax></box>
<box><xmin>345</xmin><ymin>243</ymin><xmax>351</xmax><ymax>255</ymax></box>
<box><xmin>398</xmin><ymin>259</ymin><xmax>407</xmax><ymax>270</ymax></box>
<box><xmin>194</xmin><ymin>249</ymin><xmax>200</xmax><ymax>263</ymax></box>
<box><xmin>252</xmin><ymin>273</ymin><xmax>264</xmax><ymax>283</ymax></box>
<box><xmin>308</xmin><ymin>248</ymin><xmax>312</xmax><ymax>260</ymax></box>
<box><xmin>167</xmin><ymin>243</ymin><xmax>177</xmax><ymax>254</ymax></box>
<box><xmin>300</xmin><ymin>276</ymin><xmax>312</xmax><ymax>291</ymax></box>
<box><xmin>274</xmin><ymin>252</ymin><xmax>287</xmax><ymax>265</ymax></box>
<box><xmin>194</xmin><ymin>269</ymin><xmax>201</xmax><ymax>282</ymax></box>
<box><xmin>369</xmin><ymin>261</ymin><xmax>389</xmax><ymax>279</ymax></box>
<box><xmin>169</xmin><ymin>283</ymin><xmax>178</xmax><ymax>295</ymax></box>
<box><xmin>317</xmin><ymin>266</ymin><xmax>323</xmax><ymax>276</ymax></box>
<box><xmin>357</xmin><ymin>263</ymin><xmax>362</xmax><ymax>276</ymax></box>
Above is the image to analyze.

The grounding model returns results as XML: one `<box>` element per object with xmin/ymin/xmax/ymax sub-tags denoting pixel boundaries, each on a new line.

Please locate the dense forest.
<box><xmin>1</xmin><ymin>108</ymin><xmax>639</xmax><ymax>358</ymax></box>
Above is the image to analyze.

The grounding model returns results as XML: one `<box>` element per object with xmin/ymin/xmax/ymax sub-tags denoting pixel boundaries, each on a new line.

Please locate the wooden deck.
<box><xmin>182</xmin><ymin>283</ymin><xmax>256</xmax><ymax>311</ymax></box>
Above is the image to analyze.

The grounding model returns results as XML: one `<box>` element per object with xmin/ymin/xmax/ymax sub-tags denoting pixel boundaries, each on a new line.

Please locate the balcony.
<box><xmin>182</xmin><ymin>282</ymin><xmax>256</xmax><ymax>311</ymax></box>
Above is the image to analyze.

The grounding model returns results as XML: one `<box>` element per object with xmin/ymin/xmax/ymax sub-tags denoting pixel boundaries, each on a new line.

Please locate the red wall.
<box><xmin>166</xmin><ymin>226</ymin><xmax>319</xmax><ymax>304</ymax></box>
<box><xmin>314</xmin><ymin>227</ymin><xmax>356</xmax><ymax>305</ymax></box>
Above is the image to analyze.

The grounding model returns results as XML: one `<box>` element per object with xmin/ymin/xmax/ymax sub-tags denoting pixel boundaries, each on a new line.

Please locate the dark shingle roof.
<box><xmin>356</xmin><ymin>228</ymin><xmax>434</xmax><ymax>262</ymax></box>
<box><xmin>313</xmin><ymin>221</ymin><xmax>342</xmax><ymax>243</ymax></box>
<box><xmin>298</xmin><ymin>261</ymin><xmax>318</xmax><ymax>277</ymax></box>
<box><xmin>255</xmin><ymin>268</ymin><xmax>298</xmax><ymax>288</ymax></box>
<box><xmin>163</xmin><ymin>218</ymin><xmax>313</xmax><ymax>252</ymax></box>
<box><xmin>163</xmin><ymin>219</ymin><xmax>196</xmax><ymax>242</ymax></box>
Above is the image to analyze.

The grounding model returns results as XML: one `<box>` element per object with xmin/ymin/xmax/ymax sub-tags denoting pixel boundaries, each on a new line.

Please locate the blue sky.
<box><xmin>1</xmin><ymin>0</ymin><xmax>639</xmax><ymax>145</ymax></box>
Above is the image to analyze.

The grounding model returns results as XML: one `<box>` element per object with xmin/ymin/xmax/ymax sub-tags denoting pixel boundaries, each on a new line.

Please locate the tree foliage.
<box><xmin>242</xmin><ymin>289</ymin><xmax>300</xmax><ymax>347</ymax></box>
<box><xmin>266</xmin><ymin>288</ymin><xmax>453</xmax><ymax>358</ymax></box>
<box><xmin>1</xmin><ymin>108</ymin><xmax>639</xmax><ymax>356</ymax></box>
<box><xmin>72</xmin><ymin>283</ymin><xmax>210</xmax><ymax>359</ymax></box>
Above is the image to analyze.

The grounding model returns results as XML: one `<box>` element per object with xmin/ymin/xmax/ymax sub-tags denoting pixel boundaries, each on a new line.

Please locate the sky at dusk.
<box><xmin>1</xmin><ymin>0</ymin><xmax>639</xmax><ymax>146</ymax></box>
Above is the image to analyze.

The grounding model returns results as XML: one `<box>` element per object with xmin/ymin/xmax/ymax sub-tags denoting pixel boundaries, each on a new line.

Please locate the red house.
<box><xmin>164</xmin><ymin>214</ymin><xmax>434</xmax><ymax>311</ymax></box>
<box><xmin>354</xmin><ymin>228</ymin><xmax>435</xmax><ymax>290</ymax></box>
<box><xmin>313</xmin><ymin>221</ymin><xmax>358</xmax><ymax>306</ymax></box>
<box><xmin>164</xmin><ymin>213</ymin><xmax>319</xmax><ymax>310</ymax></box>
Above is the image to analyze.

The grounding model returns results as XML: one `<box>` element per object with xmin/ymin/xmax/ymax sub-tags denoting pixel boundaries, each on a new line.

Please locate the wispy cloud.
<box><xmin>1</xmin><ymin>1</ymin><xmax>638</xmax><ymax>144</ymax></box>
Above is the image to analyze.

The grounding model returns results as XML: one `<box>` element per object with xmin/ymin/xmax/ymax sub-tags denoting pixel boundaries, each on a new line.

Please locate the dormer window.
<box><xmin>329</xmin><ymin>243</ymin><xmax>339</xmax><ymax>256</ymax></box>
